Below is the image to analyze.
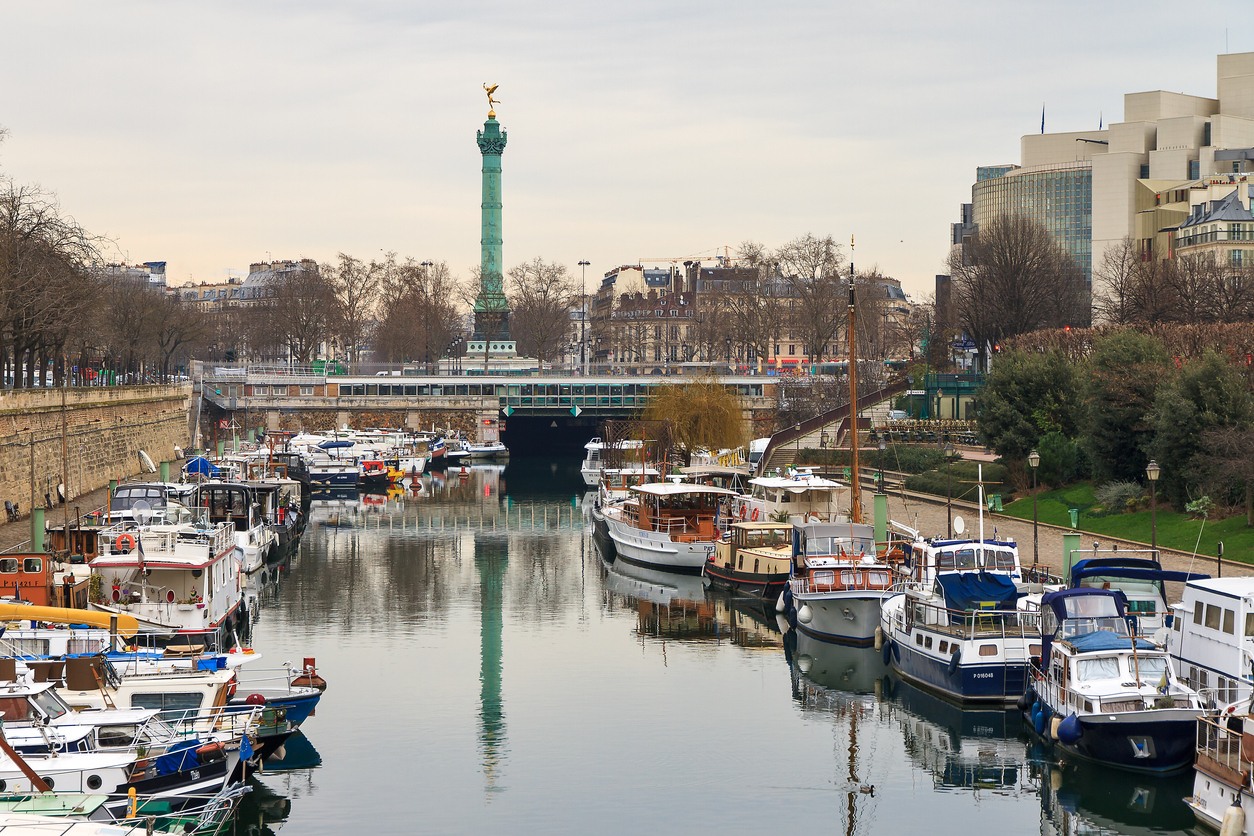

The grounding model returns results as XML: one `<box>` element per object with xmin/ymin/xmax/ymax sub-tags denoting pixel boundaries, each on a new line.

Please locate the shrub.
<box><xmin>1094</xmin><ymin>480</ymin><xmax>1144</xmax><ymax>515</ymax></box>
<box><xmin>1185</xmin><ymin>495</ymin><xmax>1215</xmax><ymax>519</ymax></box>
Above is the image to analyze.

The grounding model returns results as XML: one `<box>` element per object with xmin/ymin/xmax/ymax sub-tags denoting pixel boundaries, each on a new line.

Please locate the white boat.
<box><xmin>464</xmin><ymin>440</ymin><xmax>509</xmax><ymax>460</ymax></box>
<box><xmin>580</xmin><ymin>437</ymin><xmax>645</xmax><ymax>487</ymax></box>
<box><xmin>1025</xmin><ymin>587</ymin><xmax>1202</xmax><ymax>774</ymax></box>
<box><xmin>596</xmin><ymin>465</ymin><xmax>659</xmax><ymax>507</ymax></box>
<box><xmin>1167</xmin><ymin>576</ymin><xmax>1254</xmax><ymax>708</ymax></box>
<box><xmin>89</xmin><ymin>510</ymin><xmax>243</xmax><ymax>643</ymax></box>
<box><xmin>599</xmin><ymin>482</ymin><xmax>739</xmax><ymax>575</ymax></box>
<box><xmin>1189</xmin><ymin>709</ymin><xmax>1254</xmax><ymax>833</ymax></box>
<box><xmin>733</xmin><ymin>469</ymin><xmax>847</xmax><ymax>524</ymax></box>
<box><xmin>784</xmin><ymin>522</ymin><xmax>896</xmax><ymax>646</ymax></box>
<box><xmin>193</xmin><ymin>482</ymin><xmax>276</xmax><ymax>574</ymax></box>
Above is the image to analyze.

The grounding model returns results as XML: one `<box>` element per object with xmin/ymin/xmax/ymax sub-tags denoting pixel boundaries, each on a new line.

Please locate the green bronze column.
<box><xmin>472</xmin><ymin>89</ymin><xmax>514</xmax><ymax>360</ymax></box>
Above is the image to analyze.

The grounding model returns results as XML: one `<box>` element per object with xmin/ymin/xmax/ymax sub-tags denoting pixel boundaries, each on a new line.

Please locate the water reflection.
<box><xmin>238</xmin><ymin>461</ymin><xmax>1208</xmax><ymax>835</ymax></box>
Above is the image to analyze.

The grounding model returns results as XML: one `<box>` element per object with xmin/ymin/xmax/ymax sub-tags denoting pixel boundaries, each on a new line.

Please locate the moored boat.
<box><xmin>599</xmin><ymin>482</ymin><xmax>739</xmax><ymax>575</ymax></box>
<box><xmin>703</xmin><ymin>521</ymin><xmax>792</xmax><ymax>598</ymax></box>
<box><xmin>785</xmin><ymin>522</ymin><xmax>897</xmax><ymax>646</ymax></box>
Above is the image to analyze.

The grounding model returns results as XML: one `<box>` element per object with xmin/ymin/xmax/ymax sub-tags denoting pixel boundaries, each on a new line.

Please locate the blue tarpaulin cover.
<box><xmin>155</xmin><ymin>739</ymin><xmax>201</xmax><ymax>776</ymax></box>
<box><xmin>317</xmin><ymin>440</ymin><xmax>354</xmax><ymax>450</ymax></box>
<box><xmin>936</xmin><ymin>571</ymin><xmax>1019</xmax><ymax>611</ymax></box>
<box><xmin>1067</xmin><ymin>630</ymin><xmax>1154</xmax><ymax>652</ymax></box>
<box><xmin>184</xmin><ymin>456</ymin><xmax>221</xmax><ymax>477</ymax></box>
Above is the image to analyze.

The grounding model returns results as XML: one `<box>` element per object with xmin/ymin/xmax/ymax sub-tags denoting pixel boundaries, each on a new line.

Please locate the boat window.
<box><xmin>1125</xmin><ymin>599</ymin><xmax>1156</xmax><ymax>615</ymax></box>
<box><xmin>130</xmin><ymin>692</ymin><xmax>204</xmax><ymax>722</ymax></box>
<box><xmin>22</xmin><ymin>558</ymin><xmax>41</xmax><ymax>573</ymax></box>
<box><xmin>0</xmin><ymin>559</ymin><xmax>16</xmax><ymax>573</ymax></box>
<box><xmin>937</xmin><ymin>550</ymin><xmax>955</xmax><ymax>570</ymax></box>
<box><xmin>0</xmin><ymin>698</ymin><xmax>29</xmax><ymax>720</ymax></box>
<box><xmin>1132</xmin><ymin>656</ymin><xmax>1167</xmax><ymax>682</ymax></box>
<box><xmin>841</xmin><ymin>570</ymin><xmax>858</xmax><ymax>586</ymax></box>
<box><xmin>1246</xmin><ymin>612</ymin><xmax>1254</xmax><ymax>636</ymax></box>
<box><xmin>978</xmin><ymin>644</ymin><xmax>997</xmax><ymax>656</ymax></box>
<box><xmin>753</xmin><ymin>559</ymin><xmax>759</xmax><ymax>573</ymax></box>
<box><xmin>1206</xmin><ymin>604</ymin><xmax>1222</xmax><ymax>630</ymax></box>
<box><xmin>1064</xmin><ymin>596</ymin><xmax>1120</xmax><ymax>620</ymax></box>
<box><xmin>813</xmin><ymin>570</ymin><xmax>835</xmax><ymax>586</ymax></box>
<box><xmin>866</xmin><ymin>570</ymin><xmax>890</xmax><ymax>587</ymax></box>
<box><xmin>29</xmin><ymin>690</ymin><xmax>68</xmax><ymax>720</ymax></box>
<box><xmin>1075</xmin><ymin>656</ymin><xmax>1120</xmax><ymax>681</ymax></box>
<box><xmin>954</xmin><ymin>549</ymin><xmax>977</xmax><ymax>569</ymax></box>
<box><xmin>989</xmin><ymin>550</ymin><xmax>1016</xmax><ymax>571</ymax></box>
<box><xmin>1194</xmin><ymin>606</ymin><xmax>1203</xmax><ymax>625</ymax></box>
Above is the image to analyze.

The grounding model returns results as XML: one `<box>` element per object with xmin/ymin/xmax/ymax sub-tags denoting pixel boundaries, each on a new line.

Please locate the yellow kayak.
<box><xmin>0</xmin><ymin>604</ymin><xmax>139</xmax><ymax>637</ymax></box>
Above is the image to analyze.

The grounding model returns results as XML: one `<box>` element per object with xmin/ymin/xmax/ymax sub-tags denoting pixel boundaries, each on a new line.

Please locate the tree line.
<box><xmin>976</xmin><ymin>330</ymin><xmax>1253</xmax><ymax>523</ymax></box>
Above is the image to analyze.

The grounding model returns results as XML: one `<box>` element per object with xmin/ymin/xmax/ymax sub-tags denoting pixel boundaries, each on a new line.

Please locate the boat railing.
<box><xmin>789</xmin><ymin>566</ymin><xmax>896</xmax><ymax>595</ymax></box>
<box><xmin>1196</xmin><ymin>711</ymin><xmax>1249</xmax><ymax>776</ymax></box>
<box><xmin>899</xmin><ymin>596</ymin><xmax>1040</xmax><ymax>641</ymax></box>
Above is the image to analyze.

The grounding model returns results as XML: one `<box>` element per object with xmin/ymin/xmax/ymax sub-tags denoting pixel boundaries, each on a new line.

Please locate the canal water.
<box><xmin>239</xmin><ymin>458</ymin><xmax>1199</xmax><ymax>835</ymax></box>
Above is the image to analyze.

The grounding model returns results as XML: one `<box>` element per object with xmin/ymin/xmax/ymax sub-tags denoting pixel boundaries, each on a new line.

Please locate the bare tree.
<box><xmin>326</xmin><ymin>253</ymin><xmax>382</xmax><ymax>365</ymax></box>
<box><xmin>263</xmin><ymin>263</ymin><xmax>334</xmax><ymax>363</ymax></box>
<box><xmin>374</xmin><ymin>257</ymin><xmax>461</xmax><ymax>369</ymax></box>
<box><xmin>777</xmin><ymin>233</ymin><xmax>845</xmax><ymax>363</ymax></box>
<box><xmin>724</xmin><ymin>240</ymin><xmax>784</xmax><ymax>370</ymax></box>
<box><xmin>946</xmin><ymin>214</ymin><xmax>1087</xmax><ymax>368</ymax></box>
<box><xmin>1093</xmin><ymin>237</ymin><xmax>1143</xmax><ymax>326</ymax></box>
<box><xmin>506</xmin><ymin>257</ymin><xmax>580</xmax><ymax>365</ymax></box>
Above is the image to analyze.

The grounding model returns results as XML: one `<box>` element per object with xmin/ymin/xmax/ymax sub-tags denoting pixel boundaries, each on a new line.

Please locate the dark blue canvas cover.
<box><xmin>936</xmin><ymin>571</ymin><xmax>1019</xmax><ymax>611</ymax></box>
<box><xmin>184</xmin><ymin>456</ymin><xmax>221</xmax><ymax>477</ymax></box>
<box><xmin>1070</xmin><ymin>557</ymin><xmax>1208</xmax><ymax>586</ymax></box>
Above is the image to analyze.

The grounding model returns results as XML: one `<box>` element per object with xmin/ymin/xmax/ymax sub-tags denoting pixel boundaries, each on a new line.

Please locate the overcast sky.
<box><xmin>0</xmin><ymin>1</ymin><xmax>1248</xmax><ymax>299</ymax></box>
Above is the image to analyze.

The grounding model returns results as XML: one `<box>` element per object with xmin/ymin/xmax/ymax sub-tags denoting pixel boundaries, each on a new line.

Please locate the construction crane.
<box><xmin>637</xmin><ymin>245</ymin><xmax>744</xmax><ymax>267</ymax></box>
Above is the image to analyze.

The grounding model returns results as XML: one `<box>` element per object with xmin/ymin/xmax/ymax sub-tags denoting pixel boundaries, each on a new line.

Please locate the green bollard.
<box><xmin>109</xmin><ymin>479</ymin><xmax>118</xmax><ymax>501</ymax></box>
<box><xmin>1062</xmin><ymin>530</ymin><xmax>1081</xmax><ymax>584</ymax></box>
<box><xmin>873</xmin><ymin>493</ymin><xmax>887</xmax><ymax>548</ymax></box>
<box><xmin>160</xmin><ymin>461</ymin><xmax>170</xmax><ymax>483</ymax></box>
<box><xmin>30</xmin><ymin>508</ymin><xmax>44</xmax><ymax>554</ymax></box>
<box><xmin>216</xmin><ymin>440</ymin><xmax>225</xmax><ymax>459</ymax></box>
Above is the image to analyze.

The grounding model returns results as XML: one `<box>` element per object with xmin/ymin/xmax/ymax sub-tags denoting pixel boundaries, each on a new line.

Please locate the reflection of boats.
<box><xmin>708</xmin><ymin>590</ymin><xmax>783</xmax><ymax>651</ymax></box>
<box><xmin>890</xmin><ymin>676</ymin><xmax>1028</xmax><ymax>794</ymax></box>
<box><xmin>580</xmin><ymin>436</ymin><xmax>644</xmax><ymax>487</ymax></box>
<box><xmin>794</xmin><ymin>632</ymin><xmax>889</xmax><ymax>694</ymax></box>
<box><xmin>601</xmin><ymin>558</ymin><xmax>707</xmax><ymax>607</ymax></box>
<box><xmin>1044</xmin><ymin>754</ymin><xmax>1196</xmax><ymax>836</ymax></box>
<box><xmin>260</xmin><ymin>729</ymin><xmax>323</xmax><ymax>771</ymax></box>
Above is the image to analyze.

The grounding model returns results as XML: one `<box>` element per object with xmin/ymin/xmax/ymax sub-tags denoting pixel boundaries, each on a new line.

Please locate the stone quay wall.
<box><xmin>0</xmin><ymin>385</ymin><xmax>192</xmax><ymax>513</ymax></box>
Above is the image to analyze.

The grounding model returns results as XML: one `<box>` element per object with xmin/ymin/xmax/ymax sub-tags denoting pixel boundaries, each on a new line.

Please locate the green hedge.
<box><xmin>798</xmin><ymin>444</ymin><xmax>950</xmax><ymax>475</ymax></box>
<box><xmin>904</xmin><ymin>461</ymin><xmax>1014</xmax><ymax>504</ymax></box>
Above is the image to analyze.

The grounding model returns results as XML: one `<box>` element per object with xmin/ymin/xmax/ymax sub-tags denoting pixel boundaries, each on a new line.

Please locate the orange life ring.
<box><xmin>751</xmin><ymin>508</ymin><xmax>760</xmax><ymax>521</ymax></box>
<box><xmin>739</xmin><ymin>505</ymin><xmax>747</xmax><ymax>520</ymax></box>
<box><xmin>116</xmin><ymin>533</ymin><xmax>136</xmax><ymax>553</ymax></box>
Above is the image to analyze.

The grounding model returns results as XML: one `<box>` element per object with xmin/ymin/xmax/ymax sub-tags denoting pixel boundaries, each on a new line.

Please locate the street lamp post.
<box><xmin>795</xmin><ymin>423</ymin><xmax>801</xmax><ymax>470</ymax></box>
<box><xmin>878</xmin><ymin>435</ymin><xmax>886</xmax><ymax>492</ymax></box>
<box><xmin>1146</xmin><ymin>460</ymin><xmax>1161</xmax><ymax>551</ymax></box>
<box><xmin>1028</xmin><ymin>449</ymin><xmax>1040</xmax><ymax>569</ymax></box>
<box><xmin>944</xmin><ymin>442</ymin><xmax>955</xmax><ymax>538</ymax></box>
<box><xmin>578</xmin><ymin>261</ymin><xmax>590</xmax><ymax>376</ymax></box>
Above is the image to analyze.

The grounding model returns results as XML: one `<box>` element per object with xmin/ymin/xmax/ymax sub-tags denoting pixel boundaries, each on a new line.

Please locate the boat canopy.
<box><xmin>1070</xmin><ymin>557</ymin><xmax>1209</xmax><ymax>586</ymax></box>
<box><xmin>630</xmin><ymin>483</ymin><xmax>738</xmax><ymax>497</ymax></box>
<box><xmin>1067</xmin><ymin>630</ymin><xmax>1154</xmax><ymax>653</ymax></box>
<box><xmin>317</xmin><ymin>440</ymin><xmax>355</xmax><ymax>450</ymax></box>
<box><xmin>935</xmin><ymin>571</ymin><xmax>1019</xmax><ymax>611</ymax></box>
<box><xmin>184</xmin><ymin>456</ymin><xmax>221</xmax><ymax>477</ymax></box>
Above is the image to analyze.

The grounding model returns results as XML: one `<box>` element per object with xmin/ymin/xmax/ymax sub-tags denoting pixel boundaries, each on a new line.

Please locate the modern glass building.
<box><xmin>971</xmin><ymin>160</ymin><xmax>1093</xmax><ymax>294</ymax></box>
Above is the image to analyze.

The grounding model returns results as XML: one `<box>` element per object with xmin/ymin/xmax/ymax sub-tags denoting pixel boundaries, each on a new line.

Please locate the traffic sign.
<box><xmin>570</xmin><ymin>406</ymin><xmax>582</xmax><ymax>417</ymax></box>
<box><xmin>502</xmin><ymin>406</ymin><xmax>514</xmax><ymax>417</ymax></box>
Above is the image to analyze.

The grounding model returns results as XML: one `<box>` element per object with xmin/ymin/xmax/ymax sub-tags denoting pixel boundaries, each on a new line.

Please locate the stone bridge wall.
<box><xmin>0</xmin><ymin>385</ymin><xmax>192</xmax><ymax>512</ymax></box>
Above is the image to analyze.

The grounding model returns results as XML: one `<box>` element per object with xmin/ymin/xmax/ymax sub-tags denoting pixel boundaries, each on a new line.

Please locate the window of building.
<box><xmin>789</xmin><ymin>345</ymin><xmax>795</xmax><ymax>356</ymax></box>
<box><xmin>253</xmin><ymin>386</ymin><xmax>268</xmax><ymax>397</ymax></box>
<box><xmin>301</xmin><ymin>386</ymin><xmax>315</xmax><ymax>396</ymax></box>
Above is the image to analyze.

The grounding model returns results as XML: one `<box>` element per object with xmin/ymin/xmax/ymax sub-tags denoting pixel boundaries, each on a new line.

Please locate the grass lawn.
<box><xmin>1001</xmin><ymin>483</ymin><xmax>1254</xmax><ymax>562</ymax></box>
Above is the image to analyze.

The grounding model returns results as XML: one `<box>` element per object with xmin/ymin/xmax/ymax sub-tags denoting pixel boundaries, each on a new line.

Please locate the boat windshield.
<box><xmin>1060</xmin><ymin>616</ymin><xmax>1130</xmax><ymax>640</ymax></box>
<box><xmin>30</xmin><ymin>688</ymin><xmax>69</xmax><ymax>720</ymax></box>
<box><xmin>805</xmin><ymin>535</ymin><xmax>874</xmax><ymax>557</ymax></box>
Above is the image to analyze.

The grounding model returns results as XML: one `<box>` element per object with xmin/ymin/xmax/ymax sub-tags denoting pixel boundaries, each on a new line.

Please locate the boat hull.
<box><xmin>792</xmin><ymin>592</ymin><xmax>885</xmax><ymax>647</ymax></box>
<box><xmin>702</xmin><ymin>561</ymin><xmax>788</xmax><ymax>599</ymax></box>
<box><xmin>307</xmin><ymin>469</ymin><xmax>358</xmax><ymax>488</ymax></box>
<box><xmin>605</xmin><ymin>518</ymin><xmax>712</xmax><ymax>575</ymax></box>
<box><xmin>1024</xmin><ymin>706</ymin><xmax>1199</xmax><ymax>775</ymax></box>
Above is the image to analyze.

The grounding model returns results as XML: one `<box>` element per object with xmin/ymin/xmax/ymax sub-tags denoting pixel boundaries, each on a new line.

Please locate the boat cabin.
<box><xmin>193</xmin><ymin>483</ymin><xmax>261</xmax><ymax>533</ymax></box>
<box><xmin>901</xmin><ymin>538</ymin><xmax>1022</xmax><ymax>587</ymax></box>
<box><xmin>713</xmin><ymin>522</ymin><xmax>791</xmax><ymax>576</ymax></box>
<box><xmin>1069</xmin><ymin>556</ymin><xmax>1205</xmax><ymax>637</ymax></box>
<box><xmin>108</xmin><ymin>482</ymin><xmax>197</xmax><ymax>523</ymax></box>
<box><xmin>625</xmin><ymin>483</ymin><xmax>738</xmax><ymax>542</ymax></box>
<box><xmin>0</xmin><ymin>554</ymin><xmax>72</xmax><ymax>607</ymax></box>
<box><xmin>740</xmin><ymin>470</ymin><xmax>845</xmax><ymax>523</ymax></box>
<box><xmin>1167</xmin><ymin>576</ymin><xmax>1254</xmax><ymax>707</ymax></box>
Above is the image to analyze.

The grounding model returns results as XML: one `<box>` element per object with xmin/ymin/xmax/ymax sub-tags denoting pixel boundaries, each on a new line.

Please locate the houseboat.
<box><xmin>1167</xmin><ymin>576</ymin><xmax>1254</xmax><ymax>709</ymax></box>
<box><xmin>599</xmin><ymin>482</ymin><xmax>739</xmax><ymax>575</ymax></box>
<box><xmin>733</xmin><ymin>469</ymin><xmax>845</xmax><ymax>524</ymax></box>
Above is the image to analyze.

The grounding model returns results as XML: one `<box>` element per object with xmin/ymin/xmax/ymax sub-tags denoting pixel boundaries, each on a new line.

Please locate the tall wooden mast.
<box><xmin>847</xmin><ymin>263</ymin><xmax>862</xmax><ymax>524</ymax></box>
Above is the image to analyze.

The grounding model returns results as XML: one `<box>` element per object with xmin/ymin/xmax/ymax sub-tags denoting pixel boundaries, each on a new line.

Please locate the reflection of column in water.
<box><xmin>475</xmin><ymin>535</ymin><xmax>507</xmax><ymax>792</ymax></box>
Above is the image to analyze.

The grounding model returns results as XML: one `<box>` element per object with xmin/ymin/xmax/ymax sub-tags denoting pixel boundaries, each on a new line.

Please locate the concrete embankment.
<box><xmin>0</xmin><ymin>385</ymin><xmax>192</xmax><ymax>517</ymax></box>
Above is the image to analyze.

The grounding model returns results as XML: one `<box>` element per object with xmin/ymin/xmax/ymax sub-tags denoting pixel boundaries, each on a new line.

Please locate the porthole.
<box><xmin>0</xmin><ymin>780</ymin><xmax>7</xmax><ymax>791</ymax></box>
<box><xmin>41</xmin><ymin>777</ymin><xmax>54</xmax><ymax>789</ymax></box>
<box><xmin>86</xmin><ymin>774</ymin><xmax>102</xmax><ymax>790</ymax></box>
